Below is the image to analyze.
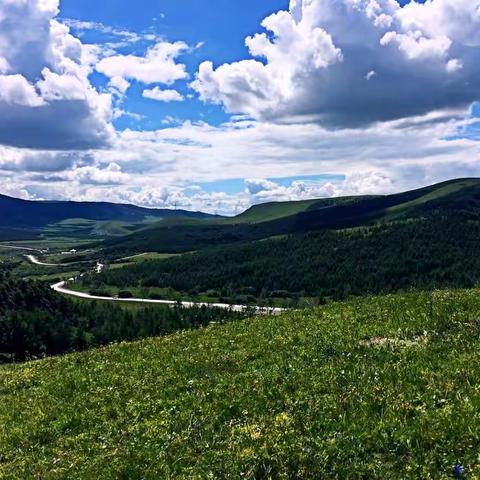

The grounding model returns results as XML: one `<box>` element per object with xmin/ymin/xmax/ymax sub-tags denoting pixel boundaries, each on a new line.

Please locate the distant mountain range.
<box><xmin>1</xmin><ymin>178</ymin><xmax>480</xmax><ymax>244</ymax></box>
<box><xmin>0</xmin><ymin>194</ymin><xmax>219</xmax><ymax>229</ymax></box>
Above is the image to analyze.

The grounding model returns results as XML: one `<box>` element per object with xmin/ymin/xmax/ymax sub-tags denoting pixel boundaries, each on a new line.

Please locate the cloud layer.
<box><xmin>0</xmin><ymin>0</ymin><xmax>113</xmax><ymax>150</ymax></box>
<box><xmin>2</xmin><ymin>111</ymin><xmax>479</xmax><ymax>214</ymax></box>
<box><xmin>192</xmin><ymin>0</ymin><xmax>480</xmax><ymax>128</ymax></box>
<box><xmin>0</xmin><ymin>0</ymin><xmax>478</xmax><ymax>214</ymax></box>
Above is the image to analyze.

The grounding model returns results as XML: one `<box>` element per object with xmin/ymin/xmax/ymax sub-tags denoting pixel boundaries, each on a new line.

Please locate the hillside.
<box><xmin>229</xmin><ymin>195</ymin><xmax>380</xmax><ymax>224</ymax></box>
<box><xmin>2</xmin><ymin>289</ymin><xmax>480</xmax><ymax>478</ymax></box>
<box><xmin>104</xmin><ymin>178</ymin><xmax>480</xmax><ymax>254</ymax></box>
<box><xmin>86</xmin><ymin>214</ymin><xmax>480</xmax><ymax>306</ymax></box>
<box><xmin>0</xmin><ymin>194</ymin><xmax>218</xmax><ymax>238</ymax></box>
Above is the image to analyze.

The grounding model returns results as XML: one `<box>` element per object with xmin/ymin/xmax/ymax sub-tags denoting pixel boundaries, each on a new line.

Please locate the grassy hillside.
<box><xmin>229</xmin><ymin>195</ymin><xmax>380</xmax><ymax>224</ymax></box>
<box><xmin>229</xmin><ymin>198</ymin><xmax>320</xmax><ymax>223</ymax></box>
<box><xmin>90</xmin><ymin>212</ymin><xmax>480</xmax><ymax>307</ymax></box>
<box><xmin>2</xmin><ymin>289</ymin><xmax>480</xmax><ymax>478</ymax></box>
<box><xmin>104</xmin><ymin>178</ymin><xmax>480</xmax><ymax>255</ymax></box>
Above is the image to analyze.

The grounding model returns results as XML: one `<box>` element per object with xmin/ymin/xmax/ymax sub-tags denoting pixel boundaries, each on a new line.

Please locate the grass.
<box><xmin>110</xmin><ymin>252</ymin><xmax>180</xmax><ymax>270</ymax></box>
<box><xmin>385</xmin><ymin>178</ymin><xmax>480</xmax><ymax>216</ymax></box>
<box><xmin>68</xmin><ymin>282</ymin><xmax>311</xmax><ymax>308</ymax></box>
<box><xmin>2</xmin><ymin>288</ymin><xmax>480</xmax><ymax>478</ymax></box>
<box><xmin>42</xmin><ymin>219</ymin><xmax>137</xmax><ymax>239</ymax></box>
<box><xmin>228</xmin><ymin>199</ymin><xmax>321</xmax><ymax>224</ymax></box>
<box><xmin>0</xmin><ymin>238</ymin><xmax>93</xmax><ymax>251</ymax></box>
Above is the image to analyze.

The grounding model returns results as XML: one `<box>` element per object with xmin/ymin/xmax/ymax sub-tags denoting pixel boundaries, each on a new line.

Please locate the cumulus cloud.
<box><xmin>66</xmin><ymin>163</ymin><xmax>129</xmax><ymax>186</ymax></box>
<box><xmin>96</xmin><ymin>41</ymin><xmax>188</xmax><ymax>89</ymax></box>
<box><xmin>4</xmin><ymin>108</ymin><xmax>478</xmax><ymax>214</ymax></box>
<box><xmin>245</xmin><ymin>177</ymin><xmax>344</xmax><ymax>203</ymax></box>
<box><xmin>0</xmin><ymin>74</ymin><xmax>45</xmax><ymax>107</ymax></box>
<box><xmin>0</xmin><ymin>150</ymin><xmax>85</xmax><ymax>173</ymax></box>
<box><xmin>192</xmin><ymin>0</ymin><xmax>480</xmax><ymax>128</ymax></box>
<box><xmin>143</xmin><ymin>87</ymin><xmax>184</xmax><ymax>102</ymax></box>
<box><xmin>0</xmin><ymin>0</ymin><xmax>114</xmax><ymax>150</ymax></box>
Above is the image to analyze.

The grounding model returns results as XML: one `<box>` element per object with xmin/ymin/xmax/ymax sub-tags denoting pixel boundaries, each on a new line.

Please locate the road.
<box><xmin>25</xmin><ymin>254</ymin><xmax>60</xmax><ymax>266</ymax></box>
<box><xmin>12</xmin><ymin>249</ymin><xmax>284</xmax><ymax>315</ymax></box>
<box><xmin>51</xmin><ymin>281</ymin><xmax>285</xmax><ymax>315</ymax></box>
<box><xmin>0</xmin><ymin>244</ymin><xmax>41</xmax><ymax>252</ymax></box>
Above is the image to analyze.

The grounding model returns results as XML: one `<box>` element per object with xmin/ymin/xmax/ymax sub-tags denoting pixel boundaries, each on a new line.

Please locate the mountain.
<box><xmin>230</xmin><ymin>177</ymin><xmax>480</xmax><ymax>227</ymax></box>
<box><xmin>0</xmin><ymin>194</ymin><xmax>220</xmax><ymax>240</ymax></box>
<box><xmin>104</xmin><ymin>178</ymin><xmax>480</xmax><ymax>254</ymax></box>
<box><xmin>228</xmin><ymin>195</ymin><xmax>379</xmax><ymax>224</ymax></box>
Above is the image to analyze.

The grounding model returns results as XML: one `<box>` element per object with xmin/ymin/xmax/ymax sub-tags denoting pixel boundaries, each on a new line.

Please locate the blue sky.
<box><xmin>62</xmin><ymin>0</ymin><xmax>289</xmax><ymax>130</ymax></box>
<box><xmin>0</xmin><ymin>0</ymin><xmax>478</xmax><ymax>214</ymax></box>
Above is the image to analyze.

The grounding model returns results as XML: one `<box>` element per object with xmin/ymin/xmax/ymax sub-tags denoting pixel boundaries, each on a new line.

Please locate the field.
<box><xmin>109</xmin><ymin>252</ymin><xmax>181</xmax><ymax>270</ymax></box>
<box><xmin>1</xmin><ymin>289</ymin><xmax>480</xmax><ymax>478</ymax></box>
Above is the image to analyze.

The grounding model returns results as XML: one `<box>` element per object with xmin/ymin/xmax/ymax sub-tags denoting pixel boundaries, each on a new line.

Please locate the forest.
<box><xmin>84</xmin><ymin>213</ymin><xmax>480</xmax><ymax>303</ymax></box>
<box><xmin>0</xmin><ymin>262</ymin><xmax>248</xmax><ymax>362</ymax></box>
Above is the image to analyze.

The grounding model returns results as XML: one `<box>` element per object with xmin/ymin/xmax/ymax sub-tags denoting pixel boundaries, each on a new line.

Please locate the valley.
<box><xmin>2</xmin><ymin>0</ymin><xmax>479</xmax><ymax>476</ymax></box>
<box><xmin>2</xmin><ymin>177</ymin><xmax>480</xmax><ymax>478</ymax></box>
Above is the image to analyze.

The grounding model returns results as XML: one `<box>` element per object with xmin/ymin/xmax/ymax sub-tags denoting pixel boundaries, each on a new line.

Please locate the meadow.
<box><xmin>1</xmin><ymin>288</ymin><xmax>479</xmax><ymax>478</ymax></box>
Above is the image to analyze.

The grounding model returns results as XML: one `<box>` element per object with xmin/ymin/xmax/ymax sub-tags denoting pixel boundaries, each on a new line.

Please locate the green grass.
<box><xmin>23</xmin><ymin>270</ymin><xmax>81</xmax><ymax>282</ymax></box>
<box><xmin>68</xmin><ymin>282</ymin><xmax>307</xmax><ymax>308</ymax></box>
<box><xmin>385</xmin><ymin>178</ymin><xmax>480</xmax><ymax>217</ymax></box>
<box><xmin>42</xmin><ymin>218</ymin><xmax>138</xmax><ymax>239</ymax></box>
<box><xmin>110</xmin><ymin>252</ymin><xmax>180</xmax><ymax>269</ymax></box>
<box><xmin>2</xmin><ymin>289</ymin><xmax>480</xmax><ymax>478</ymax></box>
<box><xmin>227</xmin><ymin>196</ymin><xmax>379</xmax><ymax>224</ymax></box>
<box><xmin>229</xmin><ymin>199</ymin><xmax>321</xmax><ymax>224</ymax></box>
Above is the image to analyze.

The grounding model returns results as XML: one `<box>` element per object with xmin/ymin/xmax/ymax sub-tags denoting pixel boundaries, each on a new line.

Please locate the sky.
<box><xmin>0</xmin><ymin>0</ymin><xmax>479</xmax><ymax>215</ymax></box>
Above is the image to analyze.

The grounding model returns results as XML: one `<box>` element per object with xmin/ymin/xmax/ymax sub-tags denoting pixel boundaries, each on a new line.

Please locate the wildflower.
<box><xmin>453</xmin><ymin>463</ymin><xmax>464</xmax><ymax>478</ymax></box>
<box><xmin>275</xmin><ymin>412</ymin><xmax>291</xmax><ymax>427</ymax></box>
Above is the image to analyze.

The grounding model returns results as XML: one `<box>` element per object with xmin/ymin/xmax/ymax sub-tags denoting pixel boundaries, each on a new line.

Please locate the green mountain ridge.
<box><xmin>104</xmin><ymin>178</ymin><xmax>480</xmax><ymax>254</ymax></box>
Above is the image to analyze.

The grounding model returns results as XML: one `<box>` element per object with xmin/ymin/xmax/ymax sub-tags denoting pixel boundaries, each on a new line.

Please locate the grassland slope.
<box><xmin>2</xmin><ymin>289</ymin><xmax>480</xmax><ymax>478</ymax></box>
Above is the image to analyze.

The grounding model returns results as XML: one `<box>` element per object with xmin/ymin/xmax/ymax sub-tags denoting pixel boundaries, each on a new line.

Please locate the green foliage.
<box><xmin>88</xmin><ymin>215</ymin><xmax>480</xmax><ymax>303</ymax></box>
<box><xmin>2</xmin><ymin>289</ymin><xmax>480</xmax><ymax>478</ymax></box>
<box><xmin>0</xmin><ymin>274</ymin><xmax>247</xmax><ymax>362</ymax></box>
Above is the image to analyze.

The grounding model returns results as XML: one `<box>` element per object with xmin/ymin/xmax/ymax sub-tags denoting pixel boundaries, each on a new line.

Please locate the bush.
<box><xmin>89</xmin><ymin>289</ymin><xmax>111</xmax><ymax>297</ymax></box>
<box><xmin>148</xmin><ymin>293</ymin><xmax>164</xmax><ymax>300</ymax></box>
<box><xmin>118</xmin><ymin>290</ymin><xmax>133</xmax><ymax>299</ymax></box>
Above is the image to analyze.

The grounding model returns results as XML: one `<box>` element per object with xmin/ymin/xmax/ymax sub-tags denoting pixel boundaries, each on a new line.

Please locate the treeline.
<box><xmin>0</xmin><ymin>275</ymin><xmax>248</xmax><ymax>362</ymax></box>
<box><xmin>88</xmin><ymin>215</ymin><xmax>480</xmax><ymax>301</ymax></box>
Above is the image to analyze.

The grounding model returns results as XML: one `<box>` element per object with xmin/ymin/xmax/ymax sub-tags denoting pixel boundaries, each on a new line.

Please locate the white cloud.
<box><xmin>2</xmin><ymin>108</ymin><xmax>478</xmax><ymax>214</ymax></box>
<box><xmin>65</xmin><ymin>163</ymin><xmax>129</xmax><ymax>186</ymax></box>
<box><xmin>0</xmin><ymin>0</ymin><xmax>114</xmax><ymax>149</ymax></box>
<box><xmin>192</xmin><ymin>0</ymin><xmax>480</xmax><ymax>128</ymax></box>
<box><xmin>96</xmin><ymin>41</ymin><xmax>188</xmax><ymax>88</ymax></box>
<box><xmin>245</xmin><ymin>179</ymin><xmax>279</xmax><ymax>195</ymax></box>
<box><xmin>0</xmin><ymin>74</ymin><xmax>46</xmax><ymax>107</ymax></box>
<box><xmin>446</xmin><ymin>58</ymin><xmax>463</xmax><ymax>73</ymax></box>
<box><xmin>143</xmin><ymin>87</ymin><xmax>184</xmax><ymax>102</ymax></box>
<box><xmin>62</xmin><ymin>18</ymin><xmax>161</xmax><ymax>45</ymax></box>
<box><xmin>380</xmin><ymin>30</ymin><xmax>451</xmax><ymax>60</ymax></box>
<box><xmin>108</xmin><ymin>76</ymin><xmax>131</xmax><ymax>95</ymax></box>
